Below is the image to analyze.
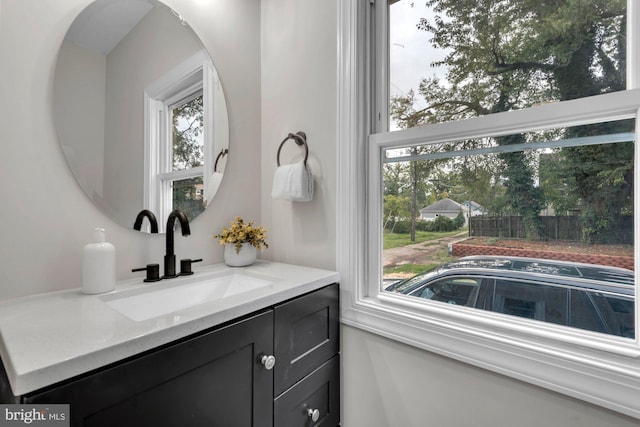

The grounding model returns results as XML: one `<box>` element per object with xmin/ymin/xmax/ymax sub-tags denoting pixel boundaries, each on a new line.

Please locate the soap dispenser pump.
<box><xmin>82</xmin><ymin>228</ymin><xmax>116</xmax><ymax>294</ymax></box>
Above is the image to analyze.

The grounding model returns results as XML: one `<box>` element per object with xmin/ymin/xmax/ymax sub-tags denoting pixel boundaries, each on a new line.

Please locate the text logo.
<box><xmin>0</xmin><ymin>405</ymin><xmax>69</xmax><ymax>426</ymax></box>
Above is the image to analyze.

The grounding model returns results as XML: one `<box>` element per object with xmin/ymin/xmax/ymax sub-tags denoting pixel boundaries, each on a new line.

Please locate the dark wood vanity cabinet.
<box><xmin>22</xmin><ymin>283</ymin><xmax>340</xmax><ymax>427</ymax></box>
<box><xmin>274</xmin><ymin>283</ymin><xmax>340</xmax><ymax>427</ymax></box>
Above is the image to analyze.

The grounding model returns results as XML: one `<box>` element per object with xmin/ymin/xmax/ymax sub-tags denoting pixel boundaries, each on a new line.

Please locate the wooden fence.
<box><xmin>469</xmin><ymin>215</ymin><xmax>632</xmax><ymax>242</ymax></box>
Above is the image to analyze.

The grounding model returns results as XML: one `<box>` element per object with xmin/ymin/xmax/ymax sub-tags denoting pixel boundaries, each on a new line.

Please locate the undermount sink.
<box><xmin>102</xmin><ymin>270</ymin><xmax>277</xmax><ymax>321</ymax></box>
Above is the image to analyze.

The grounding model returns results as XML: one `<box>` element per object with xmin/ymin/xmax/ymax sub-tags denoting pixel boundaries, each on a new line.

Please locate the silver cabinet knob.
<box><xmin>307</xmin><ymin>408</ymin><xmax>320</xmax><ymax>422</ymax></box>
<box><xmin>260</xmin><ymin>354</ymin><xmax>276</xmax><ymax>370</ymax></box>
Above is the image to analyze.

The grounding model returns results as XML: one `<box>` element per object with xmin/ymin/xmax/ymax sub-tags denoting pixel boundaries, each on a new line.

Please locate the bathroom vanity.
<box><xmin>0</xmin><ymin>262</ymin><xmax>340</xmax><ymax>426</ymax></box>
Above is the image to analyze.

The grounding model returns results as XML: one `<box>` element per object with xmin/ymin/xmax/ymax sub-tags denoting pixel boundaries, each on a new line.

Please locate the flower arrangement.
<box><xmin>214</xmin><ymin>216</ymin><xmax>269</xmax><ymax>254</ymax></box>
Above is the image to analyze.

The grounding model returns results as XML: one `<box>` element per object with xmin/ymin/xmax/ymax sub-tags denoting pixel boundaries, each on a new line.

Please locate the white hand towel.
<box><xmin>271</xmin><ymin>161</ymin><xmax>314</xmax><ymax>202</ymax></box>
<box><xmin>206</xmin><ymin>172</ymin><xmax>223</xmax><ymax>204</ymax></box>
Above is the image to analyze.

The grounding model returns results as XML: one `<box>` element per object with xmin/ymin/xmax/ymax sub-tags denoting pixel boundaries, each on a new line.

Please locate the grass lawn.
<box><xmin>382</xmin><ymin>229</ymin><xmax>465</xmax><ymax>277</ymax></box>
<box><xmin>383</xmin><ymin>228</ymin><xmax>467</xmax><ymax>250</ymax></box>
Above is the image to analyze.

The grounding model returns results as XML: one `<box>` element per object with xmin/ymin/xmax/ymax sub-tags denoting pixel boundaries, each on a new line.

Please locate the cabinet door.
<box><xmin>274</xmin><ymin>357</ymin><xmax>340</xmax><ymax>427</ymax></box>
<box><xmin>274</xmin><ymin>284</ymin><xmax>339</xmax><ymax>395</ymax></box>
<box><xmin>25</xmin><ymin>311</ymin><xmax>274</xmax><ymax>427</ymax></box>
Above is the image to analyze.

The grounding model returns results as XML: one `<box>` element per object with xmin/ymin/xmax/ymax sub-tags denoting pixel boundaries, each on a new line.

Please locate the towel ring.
<box><xmin>276</xmin><ymin>131</ymin><xmax>308</xmax><ymax>167</ymax></box>
<box><xmin>214</xmin><ymin>149</ymin><xmax>228</xmax><ymax>172</ymax></box>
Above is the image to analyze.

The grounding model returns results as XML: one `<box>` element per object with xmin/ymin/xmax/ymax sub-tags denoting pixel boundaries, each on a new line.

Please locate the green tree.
<box><xmin>383</xmin><ymin>161</ymin><xmax>408</xmax><ymax>197</ymax></box>
<box><xmin>392</xmin><ymin>0</ymin><xmax>627</xmax><ymax>241</ymax></box>
<box><xmin>453</xmin><ymin>211</ymin><xmax>466</xmax><ymax>229</ymax></box>
<box><xmin>384</xmin><ymin>194</ymin><xmax>412</xmax><ymax>232</ymax></box>
<box><xmin>383</xmin><ymin>146</ymin><xmax>448</xmax><ymax>241</ymax></box>
<box><xmin>538</xmin><ymin>151</ymin><xmax>580</xmax><ymax>216</ymax></box>
<box><xmin>432</xmin><ymin>215</ymin><xmax>455</xmax><ymax>232</ymax></box>
<box><xmin>456</xmin><ymin>155</ymin><xmax>497</xmax><ymax>210</ymax></box>
<box><xmin>171</xmin><ymin>95</ymin><xmax>205</xmax><ymax>221</ymax></box>
<box><xmin>172</xmin><ymin>95</ymin><xmax>204</xmax><ymax>170</ymax></box>
<box><xmin>554</xmin><ymin>126</ymin><xmax>633</xmax><ymax>243</ymax></box>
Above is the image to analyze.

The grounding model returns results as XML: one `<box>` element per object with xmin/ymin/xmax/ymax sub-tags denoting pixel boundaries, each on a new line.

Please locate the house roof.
<box><xmin>420</xmin><ymin>198</ymin><xmax>463</xmax><ymax>213</ymax></box>
<box><xmin>462</xmin><ymin>200</ymin><xmax>484</xmax><ymax>210</ymax></box>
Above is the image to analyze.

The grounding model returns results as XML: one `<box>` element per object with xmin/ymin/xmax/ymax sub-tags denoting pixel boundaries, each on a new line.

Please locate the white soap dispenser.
<box><xmin>82</xmin><ymin>228</ymin><xmax>116</xmax><ymax>294</ymax></box>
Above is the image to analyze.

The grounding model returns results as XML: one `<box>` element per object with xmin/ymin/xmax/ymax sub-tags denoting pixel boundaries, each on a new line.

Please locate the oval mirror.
<box><xmin>53</xmin><ymin>0</ymin><xmax>229</xmax><ymax>233</ymax></box>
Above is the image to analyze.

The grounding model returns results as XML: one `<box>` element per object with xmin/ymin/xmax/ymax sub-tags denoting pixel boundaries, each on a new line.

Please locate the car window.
<box><xmin>490</xmin><ymin>279</ymin><xmax>567</xmax><ymax>326</ymax></box>
<box><xmin>386</xmin><ymin>270</ymin><xmax>438</xmax><ymax>293</ymax></box>
<box><xmin>569</xmin><ymin>289</ymin><xmax>608</xmax><ymax>335</ymax></box>
<box><xmin>589</xmin><ymin>292</ymin><xmax>635</xmax><ymax>338</ymax></box>
<box><xmin>387</xmin><ymin>261</ymin><xmax>635</xmax><ymax>338</ymax></box>
<box><xmin>413</xmin><ymin>277</ymin><xmax>481</xmax><ymax>307</ymax></box>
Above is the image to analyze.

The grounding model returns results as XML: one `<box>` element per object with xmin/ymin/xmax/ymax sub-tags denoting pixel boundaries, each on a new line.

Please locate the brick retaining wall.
<box><xmin>451</xmin><ymin>243</ymin><xmax>634</xmax><ymax>271</ymax></box>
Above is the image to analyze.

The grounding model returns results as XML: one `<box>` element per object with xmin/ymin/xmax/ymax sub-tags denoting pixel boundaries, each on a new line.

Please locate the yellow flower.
<box><xmin>214</xmin><ymin>217</ymin><xmax>269</xmax><ymax>252</ymax></box>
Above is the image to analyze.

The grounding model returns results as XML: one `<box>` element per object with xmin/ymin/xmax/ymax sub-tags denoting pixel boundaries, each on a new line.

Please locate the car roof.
<box><xmin>386</xmin><ymin>255</ymin><xmax>635</xmax><ymax>295</ymax></box>
<box><xmin>447</xmin><ymin>256</ymin><xmax>634</xmax><ymax>286</ymax></box>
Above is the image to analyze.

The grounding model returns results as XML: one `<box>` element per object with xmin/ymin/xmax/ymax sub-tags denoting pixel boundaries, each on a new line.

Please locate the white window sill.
<box><xmin>341</xmin><ymin>295</ymin><xmax>640</xmax><ymax>418</ymax></box>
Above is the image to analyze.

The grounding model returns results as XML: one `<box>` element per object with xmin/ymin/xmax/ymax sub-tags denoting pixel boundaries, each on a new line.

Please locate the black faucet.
<box><xmin>133</xmin><ymin>210</ymin><xmax>159</xmax><ymax>233</ymax></box>
<box><xmin>164</xmin><ymin>210</ymin><xmax>191</xmax><ymax>278</ymax></box>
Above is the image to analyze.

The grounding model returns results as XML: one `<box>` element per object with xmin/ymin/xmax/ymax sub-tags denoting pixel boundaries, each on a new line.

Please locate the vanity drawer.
<box><xmin>274</xmin><ymin>283</ymin><xmax>339</xmax><ymax>396</ymax></box>
<box><xmin>274</xmin><ymin>356</ymin><xmax>340</xmax><ymax>427</ymax></box>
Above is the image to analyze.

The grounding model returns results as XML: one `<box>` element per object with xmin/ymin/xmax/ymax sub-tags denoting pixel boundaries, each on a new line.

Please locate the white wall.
<box><xmin>260</xmin><ymin>0</ymin><xmax>337</xmax><ymax>271</ymax></box>
<box><xmin>0</xmin><ymin>0</ymin><xmax>261</xmax><ymax>300</ymax></box>
<box><xmin>342</xmin><ymin>326</ymin><xmax>639</xmax><ymax>427</ymax></box>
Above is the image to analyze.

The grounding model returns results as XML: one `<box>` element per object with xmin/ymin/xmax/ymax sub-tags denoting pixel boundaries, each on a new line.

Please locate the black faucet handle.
<box><xmin>180</xmin><ymin>258</ymin><xmax>203</xmax><ymax>276</ymax></box>
<box><xmin>132</xmin><ymin>264</ymin><xmax>162</xmax><ymax>282</ymax></box>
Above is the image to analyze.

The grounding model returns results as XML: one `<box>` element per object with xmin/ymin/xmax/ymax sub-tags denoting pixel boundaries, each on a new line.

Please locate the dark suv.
<box><xmin>385</xmin><ymin>256</ymin><xmax>635</xmax><ymax>338</ymax></box>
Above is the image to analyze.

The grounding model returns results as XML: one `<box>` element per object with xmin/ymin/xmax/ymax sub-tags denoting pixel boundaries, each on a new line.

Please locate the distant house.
<box><xmin>420</xmin><ymin>198</ymin><xmax>485</xmax><ymax>224</ymax></box>
<box><xmin>461</xmin><ymin>200</ymin><xmax>486</xmax><ymax>217</ymax></box>
<box><xmin>419</xmin><ymin>198</ymin><xmax>463</xmax><ymax>221</ymax></box>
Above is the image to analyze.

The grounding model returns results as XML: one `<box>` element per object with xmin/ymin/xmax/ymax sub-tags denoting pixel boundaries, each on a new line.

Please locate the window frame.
<box><xmin>337</xmin><ymin>0</ymin><xmax>640</xmax><ymax>418</ymax></box>
<box><xmin>144</xmin><ymin>50</ymin><xmax>214</xmax><ymax>231</ymax></box>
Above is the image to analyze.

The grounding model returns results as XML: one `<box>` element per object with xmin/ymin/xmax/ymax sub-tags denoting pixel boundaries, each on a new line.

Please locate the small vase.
<box><xmin>224</xmin><ymin>243</ymin><xmax>257</xmax><ymax>267</ymax></box>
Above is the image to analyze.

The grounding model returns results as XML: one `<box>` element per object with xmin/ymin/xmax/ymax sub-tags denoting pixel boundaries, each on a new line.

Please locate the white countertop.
<box><xmin>0</xmin><ymin>261</ymin><xmax>339</xmax><ymax>396</ymax></box>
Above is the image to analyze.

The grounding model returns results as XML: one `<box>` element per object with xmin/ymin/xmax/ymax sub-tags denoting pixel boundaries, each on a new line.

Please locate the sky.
<box><xmin>389</xmin><ymin>0</ymin><xmax>449</xmax><ymax>110</ymax></box>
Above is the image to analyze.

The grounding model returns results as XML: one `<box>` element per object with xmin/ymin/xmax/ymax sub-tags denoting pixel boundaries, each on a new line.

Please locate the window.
<box><xmin>380</xmin><ymin>0</ymin><xmax>635</xmax><ymax>336</ymax></box>
<box><xmin>493</xmin><ymin>278</ymin><xmax>567</xmax><ymax>323</ymax></box>
<box><xmin>165</xmin><ymin>90</ymin><xmax>205</xmax><ymax>221</ymax></box>
<box><xmin>144</xmin><ymin>51</ymin><xmax>214</xmax><ymax>231</ymax></box>
<box><xmin>412</xmin><ymin>277</ymin><xmax>482</xmax><ymax>306</ymax></box>
<box><xmin>338</xmin><ymin>0</ymin><xmax>640</xmax><ymax>419</ymax></box>
<box><xmin>380</xmin><ymin>117</ymin><xmax>635</xmax><ymax>338</ymax></box>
